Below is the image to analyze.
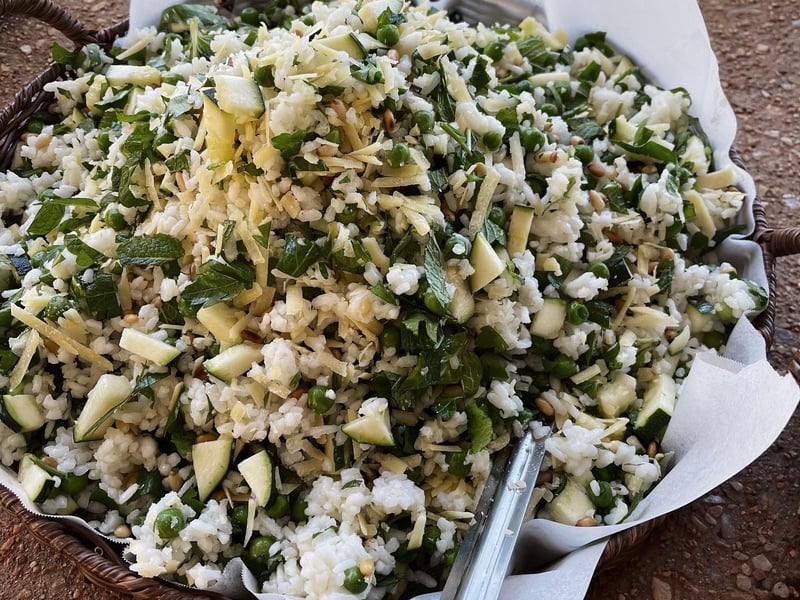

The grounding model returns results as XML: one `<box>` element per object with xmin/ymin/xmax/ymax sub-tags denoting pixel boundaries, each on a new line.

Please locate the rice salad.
<box><xmin>0</xmin><ymin>0</ymin><xmax>767</xmax><ymax>597</ymax></box>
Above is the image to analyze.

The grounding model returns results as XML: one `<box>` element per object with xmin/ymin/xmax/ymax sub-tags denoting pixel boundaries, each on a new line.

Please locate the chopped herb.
<box><xmin>274</xmin><ymin>234</ymin><xmax>323</xmax><ymax>277</ymax></box>
<box><xmin>118</xmin><ymin>234</ymin><xmax>185</xmax><ymax>267</ymax></box>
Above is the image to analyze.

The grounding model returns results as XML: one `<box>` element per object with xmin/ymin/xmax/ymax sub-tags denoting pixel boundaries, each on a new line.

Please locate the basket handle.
<box><xmin>756</xmin><ymin>227</ymin><xmax>800</xmax><ymax>259</ymax></box>
<box><xmin>0</xmin><ymin>0</ymin><xmax>98</xmax><ymax>47</ymax></box>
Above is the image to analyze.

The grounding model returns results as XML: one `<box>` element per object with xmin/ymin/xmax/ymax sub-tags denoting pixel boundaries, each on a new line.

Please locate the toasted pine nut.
<box><xmin>383</xmin><ymin>109</ymin><xmax>397</xmax><ymax>133</ymax></box>
<box><xmin>661</xmin><ymin>247</ymin><xmax>675</xmax><ymax>260</ymax></box>
<box><xmin>536</xmin><ymin>470</ymin><xmax>553</xmax><ymax>486</ymax></box>
<box><xmin>123</xmin><ymin>314</ymin><xmax>139</xmax><ymax>325</ymax></box>
<box><xmin>317</xmin><ymin>144</ymin><xmax>339</xmax><ymax>157</ymax></box>
<box><xmin>42</xmin><ymin>456</ymin><xmax>58</xmax><ymax>468</ymax></box>
<box><xmin>664</xmin><ymin>328</ymin><xmax>678</xmax><ymax>341</ymax></box>
<box><xmin>604</xmin><ymin>228</ymin><xmax>623</xmax><ymax>244</ymax></box>
<box><xmin>588</xmin><ymin>189</ymin><xmax>605</xmax><ymax>212</ymax></box>
<box><xmin>124</xmin><ymin>471</ymin><xmax>138</xmax><ymax>489</ymax></box>
<box><xmin>587</xmin><ymin>162</ymin><xmax>607</xmax><ymax>178</ymax></box>
<box><xmin>359</xmin><ymin>557</ymin><xmax>375</xmax><ymax>578</ymax></box>
<box><xmin>576</xmin><ymin>516</ymin><xmax>598</xmax><ymax>527</ymax></box>
<box><xmin>43</xmin><ymin>339</ymin><xmax>60</xmax><ymax>354</ymax></box>
<box><xmin>168</xmin><ymin>470</ymin><xmax>183</xmax><ymax>492</ymax></box>
<box><xmin>534</xmin><ymin>397</ymin><xmax>555</xmax><ymax>418</ymax></box>
<box><xmin>330</xmin><ymin>99</ymin><xmax>347</xmax><ymax>120</ymax></box>
<box><xmin>569</xmin><ymin>135</ymin><xmax>584</xmax><ymax>146</ymax></box>
<box><xmin>212</xmin><ymin>488</ymin><xmax>227</xmax><ymax>502</ymax></box>
<box><xmin>647</xmin><ymin>440</ymin><xmax>659</xmax><ymax>458</ymax></box>
<box><xmin>114</xmin><ymin>524</ymin><xmax>132</xmax><ymax>538</ymax></box>
<box><xmin>241</xmin><ymin>329</ymin><xmax>264</xmax><ymax>344</ymax></box>
<box><xmin>195</xmin><ymin>432</ymin><xmax>217</xmax><ymax>444</ymax></box>
<box><xmin>473</xmin><ymin>162</ymin><xmax>487</xmax><ymax>176</ymax></box>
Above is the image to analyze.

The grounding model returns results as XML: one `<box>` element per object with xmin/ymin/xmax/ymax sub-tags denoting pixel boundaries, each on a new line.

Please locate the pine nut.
<box><xmin>587</xmin><ymin>162</ymin><xmax>607</xmax><ymax>178</ymax></box>
<box><xmin>570</xmin><ymin>135</ymin><xmax>584</xmax><ymax>145</ymax></box>
<box><xmin>212</xmin><ymin>488</ymin><xmax>227</xmax><ymax>502</ymax></box>
<box><xmin>195</xmin><ymin>432</ymin><xmax>217</xmax><ymax>444</ymax></box>
<box><xmin>42</xmin><ymin>456</ymin><xmax>58</xmax><ymax>468</ymax></box>
<box><xmin>534</xmin><ymin>397</ymin><xmax>555</xmax><ymax>418</ymax></box>
<box><xmin>114</xmin><ymin>524</ymin><xmax>132</xmax><ymax>538</ymax></box>
<box><xmin>168</xmin><ymin>470</ymin><xmax>183</xmax><ymax>492</ymax></box>
<box><xmin>588</xmin><ymin>189</ymin><xmax>605</xmax><ymax>211</ymax></box>
<box><xmin>647</xmin><ymin>440</ymin><xmax>659</xmax><ymax>458</ymax></box>
<box><xmin>317</xmin><ymin>144</ymin><xmax>338</xmax><ymax>157</ymax></box>
<box><xmin>576</xmin><ymin>516</ymin><xmax>597</xmax><ymax>527</ymax></box>
<box><xmin>123</xmin><ymin>314</ymin><xmax>139</xmax><ymax>325</ymax></box>
<box><xmin>124</xmin><ymin>471</ymin><xmax>138</xmax><ymax>489</ymax></box>
<box><xmin>383</xmin><ymin>109</ymin><xmax>397</xmax><ymax>133</ymax></box>
<box><xmin>536</xmin><ymin>470</ymin><xmax>553</xmax><ymax>485</ymax></box>
<box><xmin>359</xmin><ymin>557</ymin><xmax>375</xmax><ymax>578</ymax></box>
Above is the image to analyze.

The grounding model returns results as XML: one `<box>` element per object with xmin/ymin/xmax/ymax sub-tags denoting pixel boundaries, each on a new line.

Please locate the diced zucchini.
<box><xmin>685</xmin><ymin>189</ymin><xmax>716</xmax><ymax>238</ymax></box>
<box><xmin>201</xmin><ymin>91</ymin><xmax>236</xmax><ymax>163</ymax></box>
<box><xmin>469</xmin><ymin>232</ymin><xmax>506</xmax><ymax>292</ymax></box>
<box><xmin>342</xmin><ymin>405</ymin><xmax>395</xmax><ymax>447</ymax></box>
<box><xmin>612</xmin><ymin>115</ymin><xmax>637</xmax><ymax>142</ymax></box>
<box><xmin>624</xmin><ymin>306</ymin><xmax>679</xmax><ymax>332</ymax></box>
<box><xmin>238</xmin><ymin>449</ymin><xmax>274</xmax><ymax>507</ymax></box>
<box><xmin>633</xmin><ymin>373</ymin><xmax>677</xmax><ymax>443</ymax></box>
<box><xmin>105</xmin><ymin>65</ymin><xmax>161</xmax><ymax>87</ymax></box>
<box><xmin>0</xmin><ymin>394</ymin><xmax>44</xmax><ymax>433</ymax></box>
<box><xmin>686</xmin><ymin>303</ymin><xmax>715</xmax><ymax>334</ymax></box>
<box><xmin>213</xmin><ymin>74</ymin><xmax>265</xmax><ymax>122</ymax></box>
<box><xmin>597</xmin><ymin>372</ymin><xmax>637</xmax><ymax>418</ymax></box>
<box><xmin>315</xmin><ymin>32</ymin><xmax>368</xmax><ymax>58</ymax></box>
<box><xmin>119</xmin><ymin>328</ymin><xmax>181</xmax><ymax>366</ymax></box>
<box><xmin>544</xmin><ymin>477</ymin><xmax>595</xmax><ymax>525</ymax></box>
<box><xmin>192</xmin><ymin>436</ymin><xmax>233</xmax><ymax>501</ymax></box>
<box><xmin>204</xmin><ymin>343</ymin><xmax>263</xmax><ymax>383</ymax></box>
<box><xmin>530</xmin><ymin>298</ymin><xmax>566</xmax><ymax>340</ymax></box>
<box><xmin>406</xmin><ymin>511</ymin><xmax>427</xmax><ymax>550</ymax></box>
<box><xmin>445</xmin><ymin>265</ymin><xmax>474</xmax><ymax>324</ymax></box>
<box><xmin>196</xmin><ymin>302</ymin><xmax>244</xmax><ymax>346</ymax></box>
<box><xmin>18</xmin><ymin>454</ymin><xmax>55</xmax><ymax>503</ymax></box>
<box><xmin>73</xmin><ymin>374</ymin><xmax>132</xmax><ymax>443</ymax></box>
<box><xmin>507</xmin><ymin>205</ymin><xmax>534</xmax><ymax>257</ymax></box>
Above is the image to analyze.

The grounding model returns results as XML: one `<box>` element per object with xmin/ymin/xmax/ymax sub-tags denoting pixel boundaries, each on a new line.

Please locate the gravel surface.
<box><xmin>1</xmin><ymin>1</ymin><xmax>799</xmax><ymax>599</ymax></box>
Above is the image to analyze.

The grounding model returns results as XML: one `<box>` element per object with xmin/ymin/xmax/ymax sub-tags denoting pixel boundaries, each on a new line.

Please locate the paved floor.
<box><xmin>0</xmin><ymin>1</ymin><xmax>799</xmax><ymax>599</ymax></box>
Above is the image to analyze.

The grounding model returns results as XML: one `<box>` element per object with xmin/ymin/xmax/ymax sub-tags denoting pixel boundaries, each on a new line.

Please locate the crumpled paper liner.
<box><xmin>1</xmin><ymin>1</ymin><xmax>797</xmax><ymax>599</ymax></box>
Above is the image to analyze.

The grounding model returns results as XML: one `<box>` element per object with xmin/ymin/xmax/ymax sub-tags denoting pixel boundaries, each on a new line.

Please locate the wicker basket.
<box><xmin>1</xmin><ymin>1</ymin><xmax>799</xmax><ymax>598</ymax></box>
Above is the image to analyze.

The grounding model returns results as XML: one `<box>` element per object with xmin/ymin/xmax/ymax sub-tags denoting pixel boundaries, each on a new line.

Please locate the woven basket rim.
<box><xmin>0</xmin><ymin>7</ymin><xmax>790</xmax><ymax>600</ymax></box>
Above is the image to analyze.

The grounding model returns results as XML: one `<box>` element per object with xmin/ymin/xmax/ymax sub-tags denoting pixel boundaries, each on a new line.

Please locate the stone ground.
<box><xmin>1</xmin><ymin>1</ymin><xmax>799</xmax><ymax>599</ymax></box>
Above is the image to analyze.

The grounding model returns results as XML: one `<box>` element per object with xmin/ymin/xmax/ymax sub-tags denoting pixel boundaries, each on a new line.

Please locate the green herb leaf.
<box><xmin>27</xmin><ymin>203</ymin><xmax>65</xmax><ymax>237</ymax></box>
<box><xmin>81</xmin><ymin>272</ymin><xmax>122</xmax><ymax>319</ymax></box>
<box><xmin>369</xmin><ymin>283</ymin><xmax>397</xmax><ymax>306</ymax></box>
<box><xmin>179</xmin><ymin>258</ymin><xmax>255</xmax><ymax>313</ymax></box>
<box><xmin>274</xmin><ymin>234</ymin><xmax>322</xmax><ymax>277</ymax></box>
<box><xmin>165</xmin><ymin>149</ymin><xmax>191</xmax><ymax>173</ymax></box>
<box><xmin>94</xmin><ymin>89</ymin><xmax>130</xmax><ymax>111</ymax></box>
<box><xmin>167</xmin><ymin>95</ymin><xmax>193</xmax><ymax>118</ymax></box>
<box><xmin>118</xmin><ymin>234</ymin><xmax>185</xmax><ymax>267</ymax></box>
<box><xmin>465</xmin><ymin>402</ymin><xmax>493</xmax><ymax>452</ymax></box>
<box><xmin>424</xmin><ymin>236</ymin><xmax>451</xmax><ymax>310</ymax></box>
<box><xmin>272</xmin><ymin>130</ymin><xmax>309</xmax><ymax>162</ymax></box>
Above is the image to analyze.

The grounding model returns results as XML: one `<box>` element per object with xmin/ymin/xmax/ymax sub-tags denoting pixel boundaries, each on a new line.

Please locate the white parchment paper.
<box><xmin>1</xmin><ymin>2</ymin><xmax>796</xmax><ymax>599</ymax></box>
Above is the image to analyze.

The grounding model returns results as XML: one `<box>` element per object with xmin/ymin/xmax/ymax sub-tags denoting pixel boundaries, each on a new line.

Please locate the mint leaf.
<box><xmin>465</xmin><ymin>402</ymin><xmax>493</xmax><ymax>452</ymax></box>
<box><xmin>272</xmin><ymin>130</ymin><xmax>308</xmax><ymax>162</ymax></box>
<box><xmin>27</xmin><ymin>203</ymin><xmax>65</xmax><ymax>237</ymax></box>
<box><xmin>179</xmin><ymin>258</ymin><xmax>254</xmax><ymax>313</ymax></box>
<box><xmin>424</xmin><ymin>236</ymin><xmax>451</xmax><ymax>310</ymax></box>
<box><xmin>81</xmin><ymin>272</ymin><xmax>122</xmax><ymax>319</ymax></box>
<box><xmin>369</xmin><ymin>283</ymin><xmax>397</xmax><ymax>306</ymax></box>
<box><xmin>118</xmin><ymin>234</ymin><xmax>184</xmax><ymax>267</ymax></box>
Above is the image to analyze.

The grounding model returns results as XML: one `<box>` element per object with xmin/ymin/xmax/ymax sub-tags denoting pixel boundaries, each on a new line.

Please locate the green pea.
<box><xmin>566</xmin><ymin>301</ymin><xmax>589</xmax><ymax>325</ymax></box>
<box><xmin>376</xmin><ymin>23</ymin><xmax>400</xmax><ymax>46</ymax></box>
<box><xmin>240</xmin><ymin>6</ymin><xmax>261</xmax><ymax>25</ymax></box>
<box><xmin>539</xmin><ymin>103</ymin><xmax>559</xmax><ymax>116</ymax></box>
<box><xmin>588</xmin><ymin>480</ymin><xmax>615</xmax><ymax>509</ymax></box>
<box><xmin>301</xmin><ymin>14</ymin><xmax>316</xmax><ymax>26</ymax></box>
<box><xmin>520</xmin><ymin>127</ymin><xmax>546</xmax><ymax>153</ymax></box>
<box><xmin>380</xmin><ymin>324</ymin><xmax>401</xmax><ymax>349</ymax></box>
<box><xmin>514</xmin><ymin>79</ymin><xmax>535</xmax><ymax>94</ymax></box>
<box><xmin>104</xmin><ymin>208</ymin><xmax>126</xmax><ymax>231</ymax></box>
<box><xmin>588</xmin><ymin>262</ymin><xmax>610</xmax><ymax>279</ymax></box>
<box><xmin>343</xmin><ymin>565</ymin><xmax>368</xmax><ymax>593</ymax></box>
<box><xmin>413</xmin><ymin>110</ymin><xmax>435</xmax><ymax>134</ymax></box>
<box><xmin>248</xmin><ymin>535</ymin><xmax>277</xmax><ymax>565</ymax></box>
<box><xmin>231</xmin><ymin>503</ymin><xmax>249</xmax><ymax>528</ymax></box>
<box><xmin>443</xmin><ymin>233</ymin><xmax>471</xmax><ymax>259</ymax></box>
<box><xmin>444</xmin><ymin>544</ymin><xmax>459</xmax><ymax>567</ymax></box>
<box><xmin>484</xmin><ymin>40</ymin><xmax>506</xmax><ymax>61</ymax></box>
<box><xmin>154</xmin><ymin>507</ymin><xmax>185</xmax><ymax>539</ymax></box>
<box><xmin>703</xmin><ymin>330</ymin><xmax>725</xmax><ymax>350</ymax></box>
<box><xmin>385</xmin><ymin>142</ymin><xmax>410</xmax><ymax>168</ymax></box>
<box><xmin>574</xmin><ymin>144</ymin><xmax>594</xmax><ymax>164</ymax></box>
<box><xmin>264</xmin><ymin>493</ymin><xmax>289</xmax><ymax>519</ymax></box>
<box><xmin>308</xmin><ymin>385</ymin><xmax>335</xmax><ymax>414</ymax></box>
<box><xmin>483</xmin><ymin>130</ymin><xmax>503</xmax><ymax>152</ymax></box>
<box><xmin>716</xmin><ymin>302</ymin><xmax>734</xmax><ymax>322</ymax></box>
<box><xmin>487</xmin><ymin>206</ymin><xmax>506</xmax><ymax>227</ymax></box>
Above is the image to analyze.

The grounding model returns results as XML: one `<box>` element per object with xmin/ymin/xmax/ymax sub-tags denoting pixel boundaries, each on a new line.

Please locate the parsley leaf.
<box><xmin>274</xmin><ymin>234</ymin><xmax>323</xmax><ymax>277</ymax></box>
<box><xmin>465</xmin><ymin>402</ymin><xmax>493</xmax><ymax>452</ymax></box>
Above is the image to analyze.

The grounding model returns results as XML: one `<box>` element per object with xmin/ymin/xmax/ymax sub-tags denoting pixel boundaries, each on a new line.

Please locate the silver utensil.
<box><xmin>430</xmin><ymin>0</ymin><xmax>545</xmax><ymax>27</ymax></box>
<box><xmin>440</xmin><ymin>424</ymin><xmax>551</xmax><ymax>600</ymax></box>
